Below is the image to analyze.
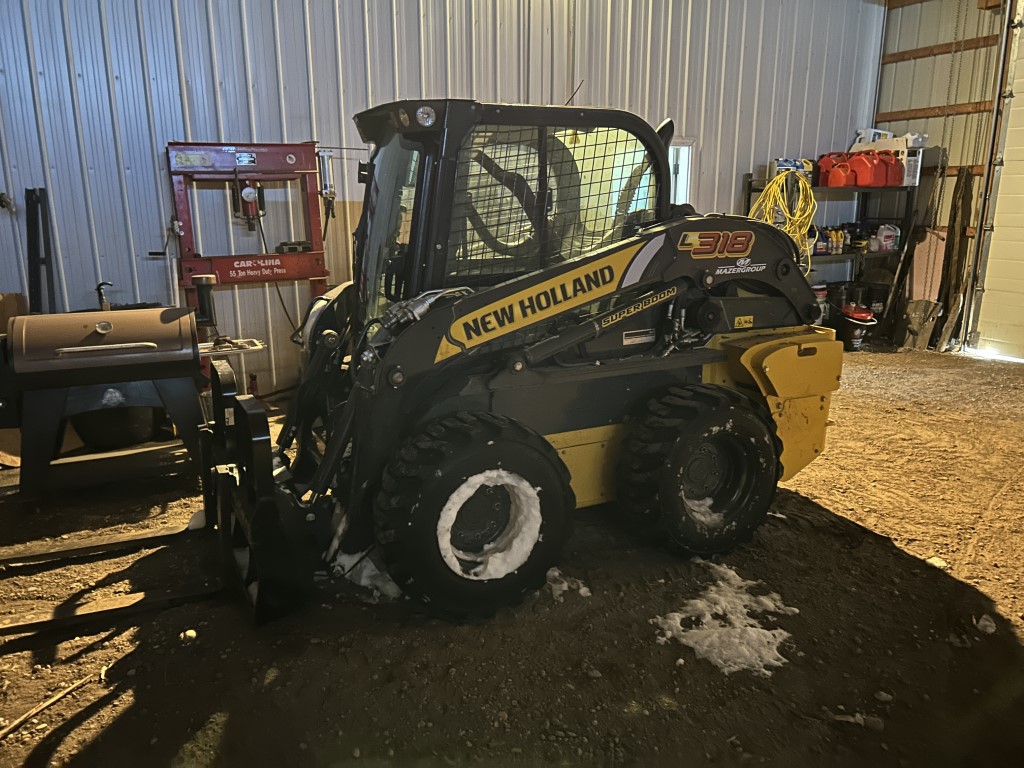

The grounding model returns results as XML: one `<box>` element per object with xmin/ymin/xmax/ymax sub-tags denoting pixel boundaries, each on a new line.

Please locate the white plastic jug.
<box><xmin>877</xmin><ymin>224</ymin><xmax>900</xmax><ymax>252</ymax></box>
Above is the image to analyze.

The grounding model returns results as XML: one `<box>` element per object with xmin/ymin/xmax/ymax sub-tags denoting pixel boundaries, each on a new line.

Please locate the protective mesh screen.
<box><xmin>444</xmin><ymin>124</ymin><xmax>658</xmax><ymax>288</ymax></box>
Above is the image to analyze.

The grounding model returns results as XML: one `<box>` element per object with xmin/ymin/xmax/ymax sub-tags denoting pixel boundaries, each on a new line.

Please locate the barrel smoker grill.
<box><xmin>5</xmin><ymin>307</ymin><xmax>205</xmax><ymax>497</ymax></box>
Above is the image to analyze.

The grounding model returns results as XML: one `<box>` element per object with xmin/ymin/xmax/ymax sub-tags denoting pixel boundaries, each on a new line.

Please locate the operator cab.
<box><xmin>352</xmin><ymin>100</ymin><xmax>673</xmax><ymax>325</ymax></box>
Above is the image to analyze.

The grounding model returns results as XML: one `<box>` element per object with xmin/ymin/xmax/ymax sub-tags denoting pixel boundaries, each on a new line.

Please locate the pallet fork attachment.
<box><xmin>207</xmin><ymin>363</ymin><xmax>333</xmax><ymax>623</ymax></box>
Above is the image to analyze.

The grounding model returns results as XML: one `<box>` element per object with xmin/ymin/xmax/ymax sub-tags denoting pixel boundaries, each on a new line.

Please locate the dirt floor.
<box><xmin>1</xmin><ymin>349</ymin><xmax>1023</xmax><ymax>767</ymax></box>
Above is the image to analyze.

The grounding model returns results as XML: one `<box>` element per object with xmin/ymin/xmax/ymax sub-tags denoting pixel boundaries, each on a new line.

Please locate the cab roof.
<box><xmin>352</xmin><ymin>99</ymin><xmax>668</xmax><ymax>150</ymax></box>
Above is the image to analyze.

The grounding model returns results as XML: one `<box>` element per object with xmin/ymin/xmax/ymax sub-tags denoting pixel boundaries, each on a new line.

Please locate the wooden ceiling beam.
<box><xmin>882</xmin><ymin>34</ymin><xmax>999</xmax><ymax>65</ymax></box>
<box><xmin>876</xmin><ymin>101</ymin><xmax>994</xmax><ymax>122</ymax></box>
<box><xmin>887</xmin><ymin>0</ymin><xmax>933</xmax><ymax>10</ymax></box>
<box><xmin>921</xmin><ymin>164</ymin><xmax>986</xmax><ymax>176</ymax></box>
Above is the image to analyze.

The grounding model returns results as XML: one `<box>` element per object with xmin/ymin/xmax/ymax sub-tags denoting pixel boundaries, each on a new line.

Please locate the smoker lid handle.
<box><xmin>54</xmin><ymin>342</ymin><xmax>159</xmax><ymax>355</ymax></box>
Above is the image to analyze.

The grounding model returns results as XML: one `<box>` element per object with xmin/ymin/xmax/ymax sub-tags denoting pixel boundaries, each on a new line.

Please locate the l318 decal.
<box><xmin>677</xmin><ymin>230</ymin><xmax>756</xmax><ymax>258</ymax></box>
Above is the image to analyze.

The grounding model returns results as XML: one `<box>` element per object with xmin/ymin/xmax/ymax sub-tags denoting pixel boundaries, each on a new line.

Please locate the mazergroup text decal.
<box><xmin>714</xmin><ymin>257</ymin><xmax>767</xmax><ymax>276</ymax></box>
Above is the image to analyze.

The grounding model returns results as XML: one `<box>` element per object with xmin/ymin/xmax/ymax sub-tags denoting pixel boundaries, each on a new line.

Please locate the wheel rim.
<box><xmin>436</xmin><ymin>470</ymin><xmax>542</xmax><ymax>581</ymax></box>
<box><xmin>678</xmin><ymin>434</ymin><xmax>756</xmax><ymax>529</ymax></box>
<box><xmin>449</xmin><ymin>484</ymin><xmax>513</xmax><ymax>552</ymax></box>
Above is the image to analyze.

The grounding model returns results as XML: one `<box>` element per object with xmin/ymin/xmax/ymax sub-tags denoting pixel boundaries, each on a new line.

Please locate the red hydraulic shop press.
<box><xmin>166</xmin><ymin>141</ymin><xmax>335</xmax><ymax>335</ymax></box>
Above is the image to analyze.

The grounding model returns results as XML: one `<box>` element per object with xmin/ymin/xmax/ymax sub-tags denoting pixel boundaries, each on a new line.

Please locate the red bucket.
<box><xmin>833</xmin><ymin>304</ymin><xmax>877</xmax><ymax>351</ymax></box>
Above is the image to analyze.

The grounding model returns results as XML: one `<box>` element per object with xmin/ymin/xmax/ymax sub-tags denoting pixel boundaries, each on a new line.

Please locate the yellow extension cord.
<box><xmin>748</xmin><ymin>170</ymin><xmax>818</xmax><ymax>275</ymax></box>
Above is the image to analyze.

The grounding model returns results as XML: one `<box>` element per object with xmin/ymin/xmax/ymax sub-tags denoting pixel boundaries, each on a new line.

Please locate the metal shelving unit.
<box><xmin>811</xmin><ymin>249</ymin><xmax>900</xmax><ymax>265</ymax></box>
<box><xmin>741</xmin><ymin>172</ymin><xmax>919</xmax><ymax>284</ymax></box>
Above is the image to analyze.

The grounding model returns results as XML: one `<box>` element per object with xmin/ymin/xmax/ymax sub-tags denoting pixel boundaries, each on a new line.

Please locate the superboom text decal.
<box><xmin>434</xmin><ymin>242</ymin><xmax>645</xmax><ymax>362</ymax></box>
<box><xmin>599</xmin><ymin>287</ymin><xmax>678</xmax><ymax>329</ymax></box>
<box><xmin>677</xmin><ymin>230</ymin><xmax>755</xmax><ymax>258</ymax></box>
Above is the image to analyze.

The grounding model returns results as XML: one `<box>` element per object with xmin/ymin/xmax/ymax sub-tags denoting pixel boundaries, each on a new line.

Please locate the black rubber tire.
<box><xmin>374</xmin><ymin>412</ymin><xmax>575</xmax><ymax>618</ymax></box>
<box><xmin>616</xmin><ymin>384</ymin><xmax>781</xmax><ymax>555</ymax></box>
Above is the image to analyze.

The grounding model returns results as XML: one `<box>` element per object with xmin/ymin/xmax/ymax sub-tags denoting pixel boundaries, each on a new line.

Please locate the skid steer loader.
<box><xmin>205</xmin><ymin>99</ymin><xmax>843</xmax><ymax>622</ymax></box>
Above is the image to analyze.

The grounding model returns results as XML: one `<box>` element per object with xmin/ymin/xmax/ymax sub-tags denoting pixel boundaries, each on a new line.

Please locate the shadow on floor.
<box><xmin>10</xmin><ymin>488</ymin><xmax>1024</xmax><ymax>768</ymax></box>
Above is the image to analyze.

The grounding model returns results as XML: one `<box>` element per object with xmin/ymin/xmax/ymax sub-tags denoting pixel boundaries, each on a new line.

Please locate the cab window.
<box><xmin>445</xmin><ymin>124</ymin><xmax>658</xmax><ymax>288</ymax></box>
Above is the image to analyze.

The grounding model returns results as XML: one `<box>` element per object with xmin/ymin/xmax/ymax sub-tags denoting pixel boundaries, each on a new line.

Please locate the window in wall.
<box><xmin>669</xmin><ymin>140</ymin><xmax>696</xmax><ymax>206</ymax></box>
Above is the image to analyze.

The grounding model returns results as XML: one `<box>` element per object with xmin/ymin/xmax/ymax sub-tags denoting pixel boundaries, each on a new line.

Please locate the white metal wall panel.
<box><xmin>572</xmin><ymin>0</ymin><xmax>883</xmax><ymax>285</ymax></box>
<box><xmin>572</xmin><ymin>0</ymin><xmax>882</xmax><ymax>218</ymax></box>
<box><xmin>977</xmin><ymin>33</ymin><xmax>1024</xmax><ymax>357</ymax></box>
<box><xmin>0</xmin><ymin>1</ymin><xmax>43</xmax><ymax>299</ymax></box>
<box><xmin>0</xmin><ymin>0</ymin><xmax>884</xmax><ymax>390</ymax></box>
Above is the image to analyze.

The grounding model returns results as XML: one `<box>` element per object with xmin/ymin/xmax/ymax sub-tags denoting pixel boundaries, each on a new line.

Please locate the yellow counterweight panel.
<box><xmin>703</xmin><ymin>326</ymin><xmax>843</xmax><ymax>481</ymax></box>
<box><xmin>544</xmin><ymin>425</ymin><xmax>624</xmax><ymax>509</ymax></box>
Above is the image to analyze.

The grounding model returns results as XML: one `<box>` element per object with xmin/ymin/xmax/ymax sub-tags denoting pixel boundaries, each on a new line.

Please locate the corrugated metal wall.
<box><xmin>573</xmin><ymin>0</ymin><xmax>886</xmax><ymax>286</ymax></box>
<box><xmin>574</xmin><ymin>0</ymin><xmax>884</xmax><ymax>217</ymax></box>
<box><xmin>877</xmin><ymin>0</ymin><xmax>1003</xmax><ymax>228</ymax></box>
<box><xmin>0</xmin><ymin>0</ymin><xmax>884</xmax><ymax>390</ymax></box>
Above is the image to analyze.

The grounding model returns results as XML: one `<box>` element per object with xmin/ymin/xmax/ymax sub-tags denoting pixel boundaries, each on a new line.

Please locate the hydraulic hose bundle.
<box><xmin>748</xmin><ymin>170</ymin><xmax>818</xmax><ymax>273</ymax></box>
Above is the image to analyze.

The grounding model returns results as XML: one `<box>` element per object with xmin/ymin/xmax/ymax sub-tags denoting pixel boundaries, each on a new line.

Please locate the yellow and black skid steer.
<box><xmin>205</xmin><ymin>100</ymin><xmax>843</xmax><ymax>622</ymax></box>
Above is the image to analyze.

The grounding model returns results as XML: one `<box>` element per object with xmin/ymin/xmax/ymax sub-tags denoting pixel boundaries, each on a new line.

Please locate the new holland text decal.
<box><xmin>434</xmin><ymin>242</ymin><xmax>646</xmax><ymax>363</ymax></box>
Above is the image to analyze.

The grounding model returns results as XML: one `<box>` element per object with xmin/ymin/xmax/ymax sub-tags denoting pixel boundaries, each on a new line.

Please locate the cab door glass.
<box><xmin>361</xmin><ymin>134</ymin><xmax>422</xmax><ymax>318</ymax></box>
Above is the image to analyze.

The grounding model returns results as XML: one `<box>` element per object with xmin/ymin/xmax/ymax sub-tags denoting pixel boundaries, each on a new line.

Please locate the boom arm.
<box><xmin>428</xmin><ymin>214</ymin><xmax>818</xmax><ymax>365</ymax></box>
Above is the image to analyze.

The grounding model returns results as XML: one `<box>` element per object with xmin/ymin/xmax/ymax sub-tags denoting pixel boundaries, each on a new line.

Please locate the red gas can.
<box><xmin>828</xmin><ymin>162</ymin><xmax>855</xmax><ymax>187</ymax></box>
<box><xmin>875</xmin><ymin>149</ymin><xmax>905</xmax><ymax>186</ymax></box>
<box><xmin>848</xmin><ymin>150</ymin><xmax>886</xmax><ymax>187</ymax></box>
<box><xmin>817</xmin><ymin>152</ymin><xmax>849</xmax><ymax>186</ymax></box>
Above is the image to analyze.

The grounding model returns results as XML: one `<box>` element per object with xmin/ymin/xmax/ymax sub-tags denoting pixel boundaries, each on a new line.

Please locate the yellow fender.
<box><xmin>703</xmin><ymin>326</ymin><xmax>843</xmax><ymax>481</ymax></box>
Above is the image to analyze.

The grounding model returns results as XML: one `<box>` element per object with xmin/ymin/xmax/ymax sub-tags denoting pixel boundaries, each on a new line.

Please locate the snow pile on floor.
<box><xmin>187</xmin><ymin>508</ymin><xmax>206</xmax><ymax>530</ymax></box>
<box><xmin>974</xmin><ymin>614</ymin><xmax>997</xmax><ymax>635</ymax></box>
<box><xmin>651</xmin><ymin>561</ymin><xmax>798</xmax><ymax>676</ymax></box>
<box><xmin>546</xmin><ymin>567</ymin><xmax>591</xmax><ymax>601</ymax></box>
<box><xmin>331</xmin><ymin>548</ymin><xmax>403</xmax><ymax>601</ymax></box>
